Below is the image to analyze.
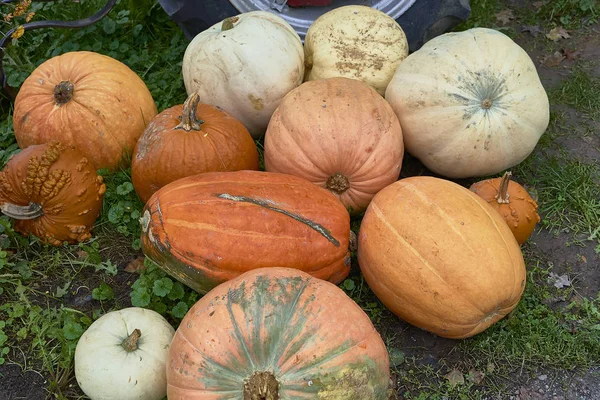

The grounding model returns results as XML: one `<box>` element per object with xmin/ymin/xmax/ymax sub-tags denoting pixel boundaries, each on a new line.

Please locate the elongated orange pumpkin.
<box><xmin>167</xmin><ymin>267</ymin><xmax>391</xmax><ymax>399</ymax></box>
<box><xmin>140</xmin><ymin>170</ymin><xmax>351</xmax><ymax>294</ymax></box>
<box><xmin>13</xmin><ymin>51</ymin><xmax>157</xmax><ymax>170</ymax></box>
<box><xmin>0</xmin><ymin>141</ymin><xmax>106</xmax><ymax>245</ymax></box>
<box><xmin>131</xmin><ymin>93</ymin><xmax>259</xmax><ymax>204</ymax></box>
<box><xmin>357</xmin><ymin>176</ymin><xmax>526</xmax><ymax>339</ymax></box>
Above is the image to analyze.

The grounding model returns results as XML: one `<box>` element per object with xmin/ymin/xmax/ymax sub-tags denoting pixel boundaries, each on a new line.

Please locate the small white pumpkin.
<box><xmin>385</xmin><ymin>27</ymin><xmax>550</xmax><ymax>178</ymax></box>
<box><xmin>74</xmin><ymin>307</ymin><xmax>175</xmax><ymax>400</ymax></box>
<box><xmin>304</xmin><ymin>5</ymin><xmax>408</xmax><ymax>96</ymax></box>
<box><xmin>182</xmin><ymin>11</ymin><xmax>305</xmax><ymax>139</ymax></box>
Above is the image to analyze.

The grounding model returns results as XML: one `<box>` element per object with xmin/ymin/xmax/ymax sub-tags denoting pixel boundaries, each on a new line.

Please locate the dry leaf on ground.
<box><xmin>546</xmin><ymin>26</ymin><xmax>571</xmax><ymax>41</ymax></box>
<box><xmin>521</xmin><ymin>25</ymin><xmax>543</xmax><ymax>37</ymax></box>
<box><xmin>541</xmin><ymin>51</ymin><xmax>566</xmax><ymax>67</ymax></box>
<box><xmin>495</xmin><ymin>9</ymin><xmax>515</xmax><ymax>25</ymax></box>
<box><xmin>124</xmin><ymin>256</ymin><xmax>146</xmax><ymax>274</ymax></box>
<box><xmin>445</xmin><ymin>369</ymin><xmax>465</xmax><ymax>386</ymax></box>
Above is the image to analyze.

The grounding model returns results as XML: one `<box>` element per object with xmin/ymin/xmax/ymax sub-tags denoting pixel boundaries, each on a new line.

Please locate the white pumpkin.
<box><xmin>181</xmin><ymin>11</ymin><xmax>305</xmax><ymax>139</ymax></box>
<box><xmin>385</xmin><ymin>27</ymin><xmax>550</xmax><ymax>178</ymax></box>
<box><xmin>74</xmin><ymin>307</ymin><xmax>175</xmax><ymax>400</ymax></box>
<box><xmin>303</xmin><ymin>5</ymin><xmax>408</xmax><ymax>96</ymax></box>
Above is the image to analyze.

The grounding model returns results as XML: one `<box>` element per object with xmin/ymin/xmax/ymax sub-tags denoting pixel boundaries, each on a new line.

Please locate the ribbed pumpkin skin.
<box><xmin>0</xmin><ymin>142</ymin><xmax>106</xmax><ymax>246</ymax></box>
<box><xmin>469</xmin><ymin>174</ymin><xmax>541</xmax><ymax>245</ymax></box>
<box><xmin>357</xmin><ymin>176</ymin><xmax>526</xmax><ymax>339</ymax></box>
<box><xmin>13</xmin><ymin>51</ymin><xmax>157</xmax><ymax>170</ymax></box>
<box><xmin>140</xmin><ymin>171</ymin><xmax>351</xmax><ymax>294</ymax></box>
<box><xmin>264</xmin><ymin>77</ymin><xmax>404</xmax><ymax>216</ymax></box>
<box><xmin>167</xmin><ymin>267</ymin><xmax>390</xmax><ymax>399</ymax></box>
<box><xmin>131</xmin><ymin>98</ymin><xmax>259</xmax><ymax>204</ymax></box>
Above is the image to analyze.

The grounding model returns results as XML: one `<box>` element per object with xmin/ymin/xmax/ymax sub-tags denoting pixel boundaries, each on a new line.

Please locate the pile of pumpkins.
<box><xmin>0</xmin><ymin>5</ymin><xmax>548</xmax><ymax>399</ymax></box>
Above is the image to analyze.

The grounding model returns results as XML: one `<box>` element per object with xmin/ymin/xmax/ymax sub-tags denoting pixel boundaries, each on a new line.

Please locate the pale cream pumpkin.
<box><xmin>181</xmin><ymin>11</ymin><xmax>305</xmax><ymax>139</ymax></box>
<box><xmin>304</xmin><ymin>5</ymin><xmax>409</xmax><ymax>95</ymax></box>
<box><xmin>385</xmin><ymin>28</ymin><xmax>550</xmax><ymax>178</ymax></box>
<box><xmin>74</xmin><ymin>307</ymin><xmax>175</xmax><ymax>400</ymax></box>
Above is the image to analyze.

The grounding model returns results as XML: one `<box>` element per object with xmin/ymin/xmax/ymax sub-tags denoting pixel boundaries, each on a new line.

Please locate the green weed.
<box><xmin>129</xmin><ymin>258</ymin><xmax>199</xmax><ymax>325</ymax></box>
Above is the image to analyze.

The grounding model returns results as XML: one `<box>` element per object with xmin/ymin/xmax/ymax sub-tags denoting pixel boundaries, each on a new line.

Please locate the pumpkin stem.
<box><xmin>222</xmin><ymin>16</ymin><xmax>239</xmax><ymax>31</ymax></box>
<box><xmin>326</xmin><ymin>172</ymin><xmax>350</xmax><ymax>194</ymax></box>
<box><xmin>0</xmin><ymin>202</ymin><xmax>44</xmax><ymax>220</ymax></box>
<box><xmin>481</xmin><ymin>99</ymin><xmax>493</xmax><ymax>109</ymax></box>
<box><xmin>175</xmin><ymin>93</ymin><xmax>204</xmax><ymax>132</ymax></box>
<box><xmin>496</xmin><ymin>171</ymin><xmax>512</xmax><ymax>204</ymax></box>
<box><xmin>54</xmin><ymin>81</ymin><xmax>75</xmax><ymax>105</ymax></box>
<box><xmin>121</xmin><ymin>329</ymin><xmax>141</xmax><ymax>352</ymax></box>
<box><xmin>243</xmin><ymin>371</ymin><xmax>279</xmax><ymax>400</ymax></box>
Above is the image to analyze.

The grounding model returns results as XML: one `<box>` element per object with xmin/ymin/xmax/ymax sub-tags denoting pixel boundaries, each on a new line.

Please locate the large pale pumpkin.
<box><xmin>131</xmin><ymin>93</ymin><xmax>259</xmax><ymax>204</ymax></box>
<box><xmin>182</xmin><ymin>11</ymin><xmax>304</xmax><ymax>139</ymax></box>
<box><xmin>0</xmin><ymin>141</ymin><xmax>106</xmax><ymax>246</ymax></box>
<box><xmin>385</xmin><ymin>28</ymin><xmax>550</xmax><ymax>178</ymax></box>
<box><xmin>304</xmin><ymin>5</ymin><xmax>409</xmax><ymax>95</ymax></box>
<box><xmin>167</xmin><ymin>267</ymin><xmax>390</xmax><ymax>399</ymax></box>
<box><xmin>140</xmin><ymin>170</ymin><xmax>351</xmax><ymax>294</ymax></box>
<box><xmin>357</xmin><ymin>176</ymin><xmax>526</xmax><ymax>339</ymax></box>
<box><xmin>13</xmin><ymin>51</ymin><xmax>158</xmax><ymax>170</ymax></box>
<box><xmin>264</xmin><ymin>77</ymin><xmax>404</xmax><ymax>215</ymax></box>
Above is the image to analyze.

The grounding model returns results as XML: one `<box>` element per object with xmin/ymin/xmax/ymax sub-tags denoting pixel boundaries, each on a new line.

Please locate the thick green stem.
<box><xmin>121</xmin><ymin>329</ymin><xmax>141</xmax><ymax>352</ymax></box>
<box><xmin>0</xmin><ymin>202</ymin><xmax>44</xmax><ymax>220</ymax></box>
<box><xmin>496</xmin><ymin>171</ymin><xmax>512</xmax><ymax>204</ymax></box>
<box><xmin>174</xmin><ymin>93</ymin><xmax>203</xmax><ymax>131</ymax></box>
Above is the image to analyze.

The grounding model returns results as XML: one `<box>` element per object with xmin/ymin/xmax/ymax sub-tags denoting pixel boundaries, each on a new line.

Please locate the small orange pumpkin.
<box><xmin>469</xmin><ymin>171</ymin><xmax>541</xmax><ymax>245</ymax></box>
<box><xmin>13</xmin><ymin>51</ymin><xmax>158</xmax><ymax>170</ymax></box>
<box><xmin>131</xmin><ymin>93</ymin><xmax>259</xmax><ymax>204</ymax></box>
<box><xmin>0</xmin><ymin>142</ymin><xmax>106</xmax><ymax>245</ymax></box>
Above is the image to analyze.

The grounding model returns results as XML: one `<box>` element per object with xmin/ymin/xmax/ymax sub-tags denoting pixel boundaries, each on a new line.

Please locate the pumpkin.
<box><xmin>357</xmin><ymin>176</ymin><xmax>526</xmax><ymax>339</ymax></box>
<box><xmin>131</xmin><ymin>93</ymin><xmax>259</xmax><ymax>204</ymax></box>
<box><xmin>166</xmin><ymin>267</ymin><xmax>390</xmax><ymax>399</ymax></box>
<box><xmin>469</xmin><ymin>171</ymin><xmax>540</xmax><ymax>245</ymax></box>
<box><xmin>384</xmin><ymin>28</ymin><xmax>550</xmax><ymax>178</ymax></box>
<box><xmin>304</xmin><ymin>5</ymin><xmax>409</xmax><ymax>95</ymax></box>
<box><xmin>0</xmin><ymin>141</ymin><xmax>106</xmax><ymax>245</ymax></box>
<box><xmin>182</xmin><ymin>11</ymin><xmax>304</xmax><ymax>139</ymax></box>
<box><xmin>264</xmin><ymin>77</ymin><xmax>404</xmax><ymax>215</ymax></box>
<box><xmin>74</xmin><ymin>307</ymin><xmax>175</xmax><ymax>400</ymax></box>
<box><xmin>13</xmin><ymin>51</ymin><xmax>157</xmax><ymax>170</ymax></box>
<box><xmin>140</xmin><ymin>170</ymin><xmax>351</xmax><ymax>294</ymax></box>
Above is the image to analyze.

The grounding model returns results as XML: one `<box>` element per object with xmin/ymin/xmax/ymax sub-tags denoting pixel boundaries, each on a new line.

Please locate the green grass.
<box><xmin>513</xmin><ymin>150</ymin><xmax>600</xmax><ymax>248</ymax></box>
<box><xmin>549</xmin><ymin>66</ymin><xmax>600</xmax><ymax>120</ymax></box>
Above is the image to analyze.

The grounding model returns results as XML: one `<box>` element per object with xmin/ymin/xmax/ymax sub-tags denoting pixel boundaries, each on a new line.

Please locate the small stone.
<box><xmin>538</xmin><ymin>374</ymin><xmax>548</xmax><ymax>381</ymax></box>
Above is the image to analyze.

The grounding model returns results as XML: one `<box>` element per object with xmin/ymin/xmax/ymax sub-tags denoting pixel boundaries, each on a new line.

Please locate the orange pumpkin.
<box><xmin>131</xmin><ymin>93</ymin><xmax>259</xmax><ymax>204</ymax></box>
<box><xmin>357</xmin><ymin>176</ymin><xmax>526</xmax><ymax>339</ymax></box>
<box><xmin>469</xmin><ymin>171</ymin><xmax>541</xmax><ymax>245</ymax></box>
<box><xmin>140</xmin><ymin>170</ymin><xmax>351</xmax><ymax>294</ymax></box>
<box><xmin>167</xmin><ymin>267</ymin><xmax>390</xmax><ymax>399</ymax></box>
<box><xmin>13</xmin><ymin>51</ymin><xmax>158</xmax><ymax>170</ymax></box>
<box><xmin>0</xmin><ymin>142</ymin><xmax>106</xmax><ymax>245</ymax></box>
<box><xmin>264</xmin><ymin>77</ymin><xmax>404</xmax><ymax>215</ymax></box>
